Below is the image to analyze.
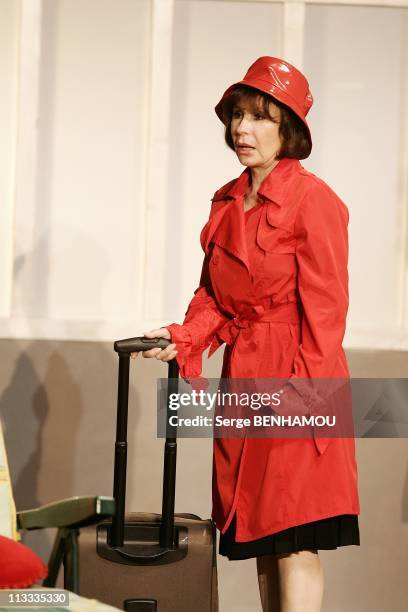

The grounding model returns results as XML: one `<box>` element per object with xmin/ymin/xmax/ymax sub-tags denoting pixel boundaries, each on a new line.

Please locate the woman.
<box><xmin>132</xmin><ymin>57</ymin><xmax>360</xmax><ymax>612</ymax></box>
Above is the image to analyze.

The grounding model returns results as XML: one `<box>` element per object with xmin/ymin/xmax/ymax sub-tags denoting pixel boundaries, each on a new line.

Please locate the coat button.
<box><xmin>212</xmin><ymin>254</ymin><xmax>219</xmax><ymax>265</ymax></box>
<box><xmin>248</xmin><ymin>342</ymin><xmax>257</xmax><ymax>351</ymax></box>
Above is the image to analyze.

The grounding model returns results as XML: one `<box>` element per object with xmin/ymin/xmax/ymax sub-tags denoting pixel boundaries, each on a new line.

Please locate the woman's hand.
<box><xmin>130</xmin><ymin>328</ymin><xmax>178</xmax><ymax>362</ymax></box>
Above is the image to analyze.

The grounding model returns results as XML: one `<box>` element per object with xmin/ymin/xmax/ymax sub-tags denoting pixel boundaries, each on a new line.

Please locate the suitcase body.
<box><xmin>79</xmin><ymin>513</ymin><xmax>218</xmax><ymax>612</ymax></box>
<box><xmin>78</xmin><ymin>338</ymin><xmax>218</xmax><ymax>612</ymax></box>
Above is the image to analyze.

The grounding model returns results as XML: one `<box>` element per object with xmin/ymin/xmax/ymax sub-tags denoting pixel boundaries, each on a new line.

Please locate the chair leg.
<box><xmin>63</xmin><ymin>528</ymin><xmax>80</xmax><ymax>594</ymax></box>
<box><xmin>43</xmin><ymin>528</ymin><xmax>66</xmax><ymax>588</ymax></box>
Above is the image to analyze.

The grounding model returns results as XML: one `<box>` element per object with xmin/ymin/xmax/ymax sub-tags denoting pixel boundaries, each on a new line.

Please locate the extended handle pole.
<box><xmin>159</xmin><ymin>359</ymin><xmax>179</xmax><ymax>549</ymax></box>
<box><xmin>110</xmin><ymin>354</ymin><xmax>130</xmax><ymax>547</ymax></box>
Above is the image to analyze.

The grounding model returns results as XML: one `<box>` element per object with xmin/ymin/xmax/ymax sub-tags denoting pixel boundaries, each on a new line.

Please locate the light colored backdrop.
<box><xmin>0</xmin><ymin>0</ymin><xmax>407</xmax><ymax>347</ymax></box>
<box><xmin>0</xmin><ymin>1</ymin><xmax>407</xmax><ymax>610</ymax></box>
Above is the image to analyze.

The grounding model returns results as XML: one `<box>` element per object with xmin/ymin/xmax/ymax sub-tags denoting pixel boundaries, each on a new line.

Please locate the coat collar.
<box><xmin>200</xmin><ymin>157</ymin><xmax>301</xmax><ymax>272</ymax></box>
<box><xmin>220</xmin><ymin>157</ymin><xmax>301</xmax><ymax>206</ymax></box>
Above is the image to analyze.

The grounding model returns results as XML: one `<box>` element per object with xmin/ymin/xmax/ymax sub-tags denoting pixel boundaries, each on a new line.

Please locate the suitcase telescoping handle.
<box><xmin>111</xmin><ymin>336</ymin><xmax>179</xmax><ymax>553</ymax></box>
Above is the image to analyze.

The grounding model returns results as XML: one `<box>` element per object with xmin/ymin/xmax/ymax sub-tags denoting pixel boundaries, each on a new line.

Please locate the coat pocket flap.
<box><xmin>256</xmin><ymin>208</ymin><xmax>296</xmax><ymax>253</ymax></box>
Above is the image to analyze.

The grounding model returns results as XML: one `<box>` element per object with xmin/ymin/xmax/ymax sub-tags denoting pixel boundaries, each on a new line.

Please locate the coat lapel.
<box><xmin>256</xmin><ymin>158</ymin><xmax>302</xmax><ymax>250</ymax></box>
<box><xmin>200</xmin><ymin>171</ymin><xmax>251</xmax><ymax>272</ymax></box>
<box><xmin>200</xmin><ymin>158</ymin><xmax>302</xmax><ymax>269</ymax></box>
<box><xmin>259</xmin><ymin>157</ymin><xmax>301</xmax><ymax>230</ymax></box>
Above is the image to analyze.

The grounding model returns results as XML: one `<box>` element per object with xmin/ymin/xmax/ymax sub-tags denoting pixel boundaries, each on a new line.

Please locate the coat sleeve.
<box><xmin>275</xmin><ymin>181</ymin><xmax>350</xmax><ymax>419</ymax></box>
<box><xmin>165</xmin><ymin>252</ymin><xmax>229</xmax><ymax>381</ymax></box>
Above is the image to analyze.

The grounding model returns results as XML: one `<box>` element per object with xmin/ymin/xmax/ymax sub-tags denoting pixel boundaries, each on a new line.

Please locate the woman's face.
<box><xmin>230</xmin><ymin>97</ymin><xmax>282</xmax><ymax>169</ymax></box>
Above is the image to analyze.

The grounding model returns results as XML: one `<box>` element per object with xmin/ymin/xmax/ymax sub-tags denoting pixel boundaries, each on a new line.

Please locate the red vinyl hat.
<box><xmin>215</xmin><ymin>56</ymin><xmax>313</xmax><ymax>148</ymax></box>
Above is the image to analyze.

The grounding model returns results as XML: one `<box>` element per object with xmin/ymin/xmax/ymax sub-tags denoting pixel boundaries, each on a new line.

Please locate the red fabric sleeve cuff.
<box><xmin>165</xmin><ymin>323</ymin><xmax>203</xmax><ymax>381</ymax></box>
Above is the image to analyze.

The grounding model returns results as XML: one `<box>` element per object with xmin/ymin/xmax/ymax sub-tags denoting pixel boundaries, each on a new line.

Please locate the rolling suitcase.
<box><xmin>78</xmin><ymin>336</ymin><xmax>219</xmax><ymax>611</ymax></box>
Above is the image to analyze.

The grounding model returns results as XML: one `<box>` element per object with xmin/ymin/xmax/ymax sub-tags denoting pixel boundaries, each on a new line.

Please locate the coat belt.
<box><xmin>208</xmin><ymin>301</ymin><xmax>300</xmax><ymax>356</ymax></box>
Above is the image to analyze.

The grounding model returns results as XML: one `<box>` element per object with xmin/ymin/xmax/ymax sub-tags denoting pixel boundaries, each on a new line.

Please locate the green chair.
<box><xmin>17</xmin><ymin>495</ymin><xmax>115</xmax><ymax>592</ymax></box>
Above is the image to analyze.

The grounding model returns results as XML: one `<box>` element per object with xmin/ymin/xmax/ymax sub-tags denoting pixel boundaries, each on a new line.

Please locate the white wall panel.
<box><xmin>303</xmin><ymin>4</ymin><xmax>408</xmax><ymax>341</ymax></box>
<box><xmin>166</xmin><ymin>0</ymin><xmax>283</xmax><ymax>320</ymax></box>
<box><xmin>12</xmin><ymin>0</ymin><xmax>151</xmax><ymax>326</ymax></box>
<box><xmin>1</xmin><ymin>0</ymin><xmax>408</xmax><ymax>348</ymax></box>
<box><xmin>0</xmin><ymin>0</ymin><xmax>18</xmax><ymax>318</ymax></box>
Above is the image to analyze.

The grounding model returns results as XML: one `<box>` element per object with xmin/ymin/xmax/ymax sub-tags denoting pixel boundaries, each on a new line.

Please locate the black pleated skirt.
<box><xmin>219</xmin><ymin>513</ymin><xmax>360</xmax><ymax>560</ymax></box>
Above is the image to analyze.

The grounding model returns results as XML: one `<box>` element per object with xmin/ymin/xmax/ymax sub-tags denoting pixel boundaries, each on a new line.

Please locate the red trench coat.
<box><xmin>166</xmin><ymin>157</ymin><xmax>360</xmax><ymax>542</ymax></box>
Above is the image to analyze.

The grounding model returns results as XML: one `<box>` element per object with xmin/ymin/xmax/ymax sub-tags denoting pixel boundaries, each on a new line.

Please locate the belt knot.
<box><xmin>207</xmin><ymin>301</ymin><xmax>299</xmax><ymax>358</ymax></box>
<box><xmin>234</xmin><ymin>318</ymin><xmax>249</xmax><ymax>329</ymax></box>
<box><xmin>216</xmin><ymin>305</ymin><xmax>265</xmax><ymax>346</ymax></box>
<box><xmin>231</xmin><ymin>312</ymin><xmax>256</xmax><ymax>329</ymax></box>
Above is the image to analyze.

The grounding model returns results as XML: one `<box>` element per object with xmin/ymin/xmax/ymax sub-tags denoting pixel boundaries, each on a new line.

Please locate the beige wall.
<box><xmin>1</xmin><ymin>342</ymin><xmax>407</xmax><ymax>611</ymax></box>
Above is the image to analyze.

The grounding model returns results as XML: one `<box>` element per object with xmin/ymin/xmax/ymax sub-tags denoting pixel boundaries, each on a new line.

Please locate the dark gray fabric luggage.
<box><xmin>78</xmin><ymin>337</ymin><xmax>218</xmax><ymax>611</ymax></box>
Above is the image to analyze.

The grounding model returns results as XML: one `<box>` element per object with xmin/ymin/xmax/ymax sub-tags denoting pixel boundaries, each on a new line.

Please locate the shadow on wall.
<box><xmin>0</xmin><ymin>342</ymin><xmax>83</xmax><ymax>561</ymax></box>
<box><xmin>0</xmin><ymin>349</ymin><xmax>48</xmax><ymax>513</ymax></box>
<box><xmin>0</xmin><ymin>339</ymin><xmax>118</xmax><ymax>561</ymax></box>
<box><xmin>1</xmin><ymin>347</ymin><xmax>86</xmax><ymax>513</ymax></box>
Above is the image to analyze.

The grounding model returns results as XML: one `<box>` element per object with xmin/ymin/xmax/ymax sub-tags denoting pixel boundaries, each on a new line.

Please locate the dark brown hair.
<box><xmin>221</xmin><ymin>84</ymin><xmax>311</xmax><ymax>160</ymax></box>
